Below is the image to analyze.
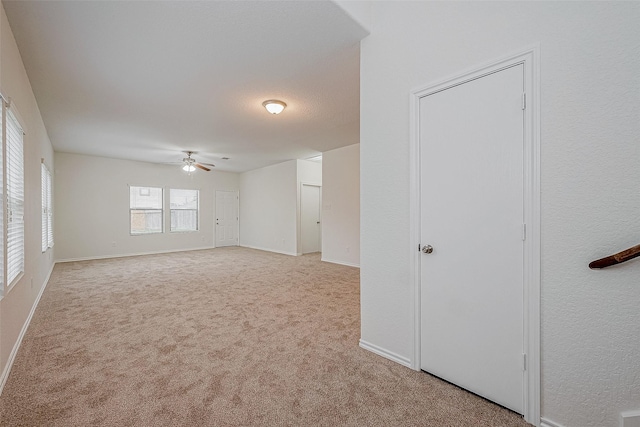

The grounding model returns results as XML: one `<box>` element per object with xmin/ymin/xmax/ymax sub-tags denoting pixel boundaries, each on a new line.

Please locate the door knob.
<box><xmin>422</xmin><ymin>245</ymin><xmax>433</xmax><ymax>254</ymax></box>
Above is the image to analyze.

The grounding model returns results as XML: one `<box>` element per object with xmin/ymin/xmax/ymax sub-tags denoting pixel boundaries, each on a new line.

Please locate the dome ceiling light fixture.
<box><xmin>262</xmin><ymin>99</ymin><xmax>287</xmax><ymax>115</ymax></box>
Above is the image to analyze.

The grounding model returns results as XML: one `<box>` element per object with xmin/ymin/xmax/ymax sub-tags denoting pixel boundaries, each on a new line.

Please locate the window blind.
<box><xmin>0</xmin><ymin>103</ymin><xmax>3</xmax><ymax>287</ymax></box>
<box><xmin>47</xmin><ymin>168</ymin><xmax>53</xmax><ymax>248</ymax></box>
<box><xmin>41</xmin><ymin>163</ymin><xmax>47</xmax><ymax>252</ymax></box>
<box><xmin>41</xmin><ymin>162</ymin><xmax>53</xmax><ymax>252</ymax></box>
<box><xmin>6</xmin><ymin>109</ymin><xmax>24</xmax><ymax>285</ymax></box>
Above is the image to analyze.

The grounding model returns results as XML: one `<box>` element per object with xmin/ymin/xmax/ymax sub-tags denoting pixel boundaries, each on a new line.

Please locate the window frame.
<box><xmin>41</xmin><ymin>161</ymin><xmax>53</xmax><ymax>252</ymax></box>
<box><xmin>5</xmin><ymin>106</ymin><xmax>24</xmax><ymax>289</ymax></box>
<box><xmin>169</xmin><ymin>188</ymin><xmax>199</xmax><ymax>233</ymax></box>
<box><xmin>0</xmin><ymin>98</ymin><xmax>4</xmax><ymax>293</ymax></box>
<box><xmin>47</xmin><ymin>168</ymin><xmax>53</xmax><ymax>248</ymax></box>
<box><xmin>129</xmin><ymin>185</ymin><xmax>164</xmax><ymax>235</ymax></box>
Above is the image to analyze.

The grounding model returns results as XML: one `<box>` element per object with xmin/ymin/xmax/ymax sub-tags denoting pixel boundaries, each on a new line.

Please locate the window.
<box><xmin>6</xmin><ymin>109</ymin><xmax>24</xmax><ymax>286</ymax></box>
<box><xmin>41</xmin><ymin>162</ymin><xmax>53</xmax><ymax>252</ymax></box>
<box><xmin>47</xmin><ymin>169</ymin><xmax>53</xmax><ymax>249</ymax></box>
<box><xmin>0</xmin><ymin>101</ymin><xmax>3</xmax><ymax>289</ymax></box>
<box><xmin>130</xmin><ymin>186</ymin><xmax>163</xmax><ymax>235</ymax></box>
<box><xmin>170</xmin><ymin>189</ymin><xmax>199</xmax><ymax>232</ymax></box>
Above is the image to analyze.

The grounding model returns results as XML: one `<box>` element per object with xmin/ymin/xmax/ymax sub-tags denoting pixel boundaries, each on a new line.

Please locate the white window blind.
<box><xmin>41</xmin><ymin>162</ymin><xmax>53</xmax><ymax>252</ymax></box>
<box><xmin>6</xmin><ymin>109</ymin><xmax>24</xmax><ymax>285</ymax></box>
<box><xmin>47</xmin><ymin>168</ymin><xmax>53</xmax><ymax>248</ymax></box>
<box><xmin>130</xmin><ymin>186</ymin><xmax>163</xmax><ymax>234</ymax></box>
<box><xmin>170</xmin><ymin>189</ymin><xmax>199</xmax><ymax>232</ymax></box>
<box><xmin>0</xmin><ymin>102</ymin><xmax>3</xmax><ymax>288</ymax></box>
<box><xmin>41</xmin><ymin>163</ymin><xmax>46</xmax><ymax>252</ymax></box>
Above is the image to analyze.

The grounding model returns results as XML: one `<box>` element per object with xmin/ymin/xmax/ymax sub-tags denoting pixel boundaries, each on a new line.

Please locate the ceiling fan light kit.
<box><xmin>181</xmin><ymin>151</ymin><xmax>214</xmax><ymax>173</ymax></box>
<box><xmin>262</xmin><ymin>99</ymin><xmax>286</xmax><ymax>115</ymax></box>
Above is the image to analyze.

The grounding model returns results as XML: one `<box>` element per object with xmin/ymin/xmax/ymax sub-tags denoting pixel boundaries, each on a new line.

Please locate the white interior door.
<box><xmin>301</xmin><ymin>184</ymin><xmax>321</xmax><ymax>254</ymax></box>
<box><xmin>215</xmin><ymin>190</ymin><xmax>238</xmax><ymax>247</ymax></box>
<box><xmin>419</xmin><ymin>64</ymin><xmax>525</xmax><ymax>413</ymax></box>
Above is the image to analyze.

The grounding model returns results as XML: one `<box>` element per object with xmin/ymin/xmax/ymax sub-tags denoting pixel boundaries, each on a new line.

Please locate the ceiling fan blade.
<box><xmin>199</xmin><ymin>162</ymin><xmax>216</xmax><ymax>167</ymax></box>
<box><xmin>194</xmin><ymin>163</ymin><xmax>211</xmax><ymax>171</ymax></box>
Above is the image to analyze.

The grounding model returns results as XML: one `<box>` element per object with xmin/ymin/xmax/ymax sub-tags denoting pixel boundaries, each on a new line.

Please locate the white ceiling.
<box><xmin>3</xmin><ymin>0</ymin><xmax>367</xmax><ymax>172</ymax></box>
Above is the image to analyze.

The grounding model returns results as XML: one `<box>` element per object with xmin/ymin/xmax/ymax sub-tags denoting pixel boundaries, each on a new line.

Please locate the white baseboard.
<box><xmin>620</xmin><ymin>411</ymin><xmax>640</xmax><ymax>427</ymax></box>
<box><xmin>321</xmin><ymin>257</ymin><xmax>360</xmax><ymax>268</ymax></box>
<box><xmin>359</xmin><ymin>339</ymin><xmax>412</xmax><ymax>368</ymax></box>
<box><xmin>55</xmin><ymin>246</ymin><xmax>216</xmax><ymax>263</ymax></box>
<box><xmin>239</xmin><ymin>244</ymin><xmax>298</xmax><ymax>257</ymax></box>
<box><xmin>0</xmin><ymin>262</ymin><xmax>56</xmax><ymax>395</ymax></box>
<box><xmin>541</xmin><ymin>418</ymin><xmax>565</xmax><ymax>427</ymax></box>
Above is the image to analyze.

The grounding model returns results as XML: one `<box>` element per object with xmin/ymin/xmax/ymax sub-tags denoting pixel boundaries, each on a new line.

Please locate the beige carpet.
<box><xmin>0</xmin><ymin>247</ymin><xmax>531</xmax><ymax>426</ymax></box>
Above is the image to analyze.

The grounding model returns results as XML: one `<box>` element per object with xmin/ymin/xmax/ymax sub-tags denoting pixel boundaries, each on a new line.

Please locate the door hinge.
<box><xmin>523</xmin><ymin>353</ymin><xmax>527</xmax><ymax>371</ymax></box>
<box><xmin>522</xmin><ymin>93</ymin><xmax>527</xmax><ymax>110</ymax></box>
<box><xmin>522</xmin><ymin>224</ymin><xmax>527</xmax><ymax>241</ymax></box>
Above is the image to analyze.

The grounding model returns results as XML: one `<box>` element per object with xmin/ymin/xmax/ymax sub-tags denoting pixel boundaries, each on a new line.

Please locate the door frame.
<box><xmin>408</xmin><ymin>46</ymin><xmax>540</xmax><ymax>425</ymax></box>
<box><xmin>214</xmin><ymin>190</ymin><xmax>239</xmax><ymax>248</ymax></box>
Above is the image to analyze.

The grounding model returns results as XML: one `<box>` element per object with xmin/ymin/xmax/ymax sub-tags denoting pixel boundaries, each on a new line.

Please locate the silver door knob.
<box><xmin>422</xmin><ymin>245</ymin><xmax>433</xmax><ymax>254</ymax></box>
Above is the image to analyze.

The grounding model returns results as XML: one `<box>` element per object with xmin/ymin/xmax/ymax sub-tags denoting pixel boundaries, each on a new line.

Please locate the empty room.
<box><xmin>0</xmin><ymin>1</ymin><xmax>637</xmax><ymax>427</ymax></box>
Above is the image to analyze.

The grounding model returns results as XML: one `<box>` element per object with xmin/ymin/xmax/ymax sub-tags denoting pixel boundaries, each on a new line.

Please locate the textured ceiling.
<box><xmin>3</xmin><ymin>0</ymin><xmax>367</xmax><ymax>172</ymax></box>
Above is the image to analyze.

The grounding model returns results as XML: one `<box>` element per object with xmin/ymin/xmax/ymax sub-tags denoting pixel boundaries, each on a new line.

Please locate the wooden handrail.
<box><xmin>589</xmin><ymin>243</ymin><xmax>640</xmax><ymax>269</ymax></box>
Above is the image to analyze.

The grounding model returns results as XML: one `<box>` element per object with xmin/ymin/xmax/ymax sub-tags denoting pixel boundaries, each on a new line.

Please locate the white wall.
<box><xmin>355</xmin><ymin>2</ymin><xmax>639</xmax><ymax>427</ymax></box>
<box><xmin>321</xmin><ymin>144</ymin><xmax>359</xmax><ymax>267</ymax></box>
<box><xmin>239</xmin><ymin>160</ymin><xmax>298</xmax><ymax>255</ymax></box>
<box><xmin>54</xmin><ymin>152</ymin><xmax>239</xmax><ymax>261</ymax></box>
<box><xmin>0</xmin><ymin>3</ymin><xmax>55</xmax><ymax>386</ymax></box>
<box><xmin>334</xmin><ymin>0</ymin><xmax>372</xmax><ymax>34</ymax></box>
<box><xmin>239</xmin><ymin>159</ymin><xmax>322</xmax><ymax>256</ymax></box>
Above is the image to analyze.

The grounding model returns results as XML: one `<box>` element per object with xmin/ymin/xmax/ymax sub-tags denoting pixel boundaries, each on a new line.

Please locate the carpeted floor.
<box><xmin>0</xmin><ymin>247</ymin><xmax>531</xmax><ymax>426</ymax></box>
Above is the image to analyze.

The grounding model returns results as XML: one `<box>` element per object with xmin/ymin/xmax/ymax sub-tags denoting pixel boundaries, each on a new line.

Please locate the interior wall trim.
<box><xmin>55</xmin><ymin>246</ymin><xmax>216</xmax><ymax>264</ymax></box>
<box><xmin>320</xmin><ymin>257</ymin><xmax>360</xmax><ymax>268</ymax></box>
<box><xmin>540</xmin><ymin>418</ymin><xmax>566</xmax><ymax>427</ymax></box>
<box><xmin>359</xmin><ymin>339</ymin><xmax>412</xmax><ymax>368</ymax></box>
<box><xmin>0</xmin><ymin>262</ymin><xmax>56</xmax><ymax>395</ymax></box>
<box><xmin>239</xmin><ymin>244</ymin><xmax>298</xmax><ymax>257</ymax></box>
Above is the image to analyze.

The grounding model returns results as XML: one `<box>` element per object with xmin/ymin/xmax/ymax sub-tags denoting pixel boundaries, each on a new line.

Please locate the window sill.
<box><xmin>130</xmin><ymin>232</ymin><xmax>164</xmax><ymax>236</ymax></box>
<box><xmin>6</xmin><ymin>271</ymin><xmax>25</xmax><ymax>295</ymax></box>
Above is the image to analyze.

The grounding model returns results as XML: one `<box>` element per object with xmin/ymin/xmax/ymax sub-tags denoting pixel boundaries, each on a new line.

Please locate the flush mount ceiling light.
<box><xmin>262</xmin><ymin>99</ymin><xmax>286</xmax><ymax>115</ymax></box>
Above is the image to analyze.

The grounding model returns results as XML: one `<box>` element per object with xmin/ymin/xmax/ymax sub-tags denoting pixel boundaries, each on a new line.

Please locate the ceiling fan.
<box><xmin>181</xmin><ymin>151</ymin><xmax>215</xmax><ymax>172</ymax></box>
